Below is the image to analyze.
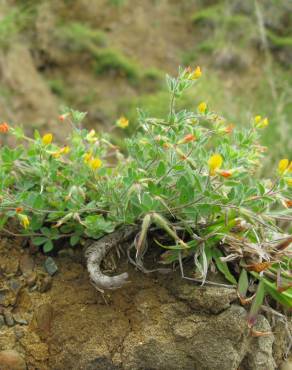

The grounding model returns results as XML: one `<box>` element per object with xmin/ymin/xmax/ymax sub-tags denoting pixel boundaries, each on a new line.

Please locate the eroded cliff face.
<box><xmin>0</xmin><ymin>237</ymin><xmax>290</xmax><ymax>370</ymax></box>
<box><xmin>0</xmin><ymin>0</ymin><xmax>291</xmax><ymax>148</ymax></box>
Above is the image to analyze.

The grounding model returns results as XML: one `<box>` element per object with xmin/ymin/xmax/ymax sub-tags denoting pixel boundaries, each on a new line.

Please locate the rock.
<box><xmin>44</xmin><ymin>257</ymin><xmax>58</xmax><ymax>276</ymax></box>
<box><xmin>57</xmin><ymin>249</ymin><xmax>74</xmax><ymax>259</ymax></box>
<box><xmin>0</xmin><ymin>281</ymin><xmax>22</xmax><ymax>307</ymax></box>
<box><xmin>169</xmin><ymin>279</ymin><xmax>237</xmax><ymax>314</ymax></box>
<box><xmin>8</xmin><ymin>280</ymin><xmax>22</xmax><ymax>296</ymax></box>
<box><xmin>281</xmin><ymin>360</ymin><xmax>292</xmax><ymax>370</ymax></box>
<box><xmin>0</xmin><ymin>289</ymin><xmax>10</xmax><ymax>307</ymax></box>
<box><xmin>13</xmin><ymin>314</ymin><xmax>28</xmax><ymax>326</ymax></box>
<box><xmin>19</xmin><ymin>254</ymin><xmax>35</xmax><ymax>275</ymax></box>
<box><xmin>0</xmin><ymin>315</ymin><xmax>5</xmax><ymax>329</ymax></box>
<box><xmin>122</xmin><ymin>304</ymin><xmax>274</xmax><ymax>370</ymax></box>
<box><xmin>38</xmin><ymin>275</ymin><xmax>52</xmax><ymax>293</ymax></box>
<box><xmin>14</xmin><ymin>326</ymin><xmax>25</xmax><ymax>340</ymax></box>
<box><xmin>0</xmin><ymin>350</ymin><xmax>26</xmax><ymax>370</ymax></box>
<box><xmin>3</xmin><ymin>310</ymin><xmax>14</xmax><ymax>327</ymax></box>
<box><xmin>241</xmin><ymin>315</ymin><xmax>276</xmax><ymax>370</ymax></box>
<box><xmin>25</xmin><ymin>272</ymin><xmax>37</xmax><ymax>288</ymax></box>
<box><xmin>33</xmin><ymin>303</ymin><xmax>53</xmax><ymax>340</ymax></box>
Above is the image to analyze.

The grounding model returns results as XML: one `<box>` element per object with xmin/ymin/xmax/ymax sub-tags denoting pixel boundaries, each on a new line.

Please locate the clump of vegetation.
<box><xmin>93</xmin><ymin>48</ymin><xmax>140</xmax><ymax>81</ymax></box>
<box><xmin>0</xmin><ymin>67</ymin><xmax>291</xmax><ymax>327</ymax></box>
<box><xmin>0</xmin><ymin>6</ymin><xmax>33</xmax><ymax>49</ymax></box>
<box><xmin>57</xmin><ymin>21</ymin><xmax>107</xmax><ymax>52</ymax></box>
<box><xmin>56</xmin><ymin>22</ymin><xmax>141</xmax><ymax>83</ymax></box>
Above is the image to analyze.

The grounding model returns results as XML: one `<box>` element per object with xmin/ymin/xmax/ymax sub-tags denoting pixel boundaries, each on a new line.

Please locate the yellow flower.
<box><xmin>86</xmin><ymin>129</ymin><xmax>98</xmax><ymax>143</ymax></box>
<box><xmin>198</xmin><ymin>102</ymin><xmax>207</xmax><ymax>114</ymax></box>
<box><xmin>63</xmin><ymin>146</ymin><xmax>70</xmax><ymax>154</ymax></box>
<box><xmin>189</xmin><ymin>66</ymin><xmax>202</xmax><ymax>80</ymax></box>
<box><xmin>52</xmin><ymin>146</ymin><xmax>70</xmax><ymax>158</ymax></box>
<box><xmin>254</xmin><ymin>115</ymin><xmax>262</xmax><ymax>124</ymax></box>
<box><xmin>116</xmin><ymin>116</ymin><xmax>129</xmax><ymax>129</ymax></box>
<box><xmin>254</xmin><ymin>116</ymin><xmax>269</xmax><ymax>129</ymax></box>
<box><xmin>208</xmin><ymin>154</ymin><xmax>223</xmax><ymax>176</ymax></box>
<box><xmin>88</xmin><ymin>157</ymin><xmax>102</xmax><ymax>170</ymax></box>
<box><xmin>84</xmin><ymin>152</ymin><xmax>92</xmax><ymax>163</ymax></box>
<box><xmin>278</xmin><ymin>158</ymin><xmax>289</xmax><ymax>175</ymax></box>
<box><xmin>42</xmin><ymin>133</ymin><xmax>53</xmax><ymax>145</ymax></box>
<box><xmin>260</xmin><ymin>118</ymin><xmax>269</xmax><ymax>128</ymax></box>
<box><xmin>18</xmin><ymin>214</ymin><xmax>30</xmax><ymax>229</ymax></box>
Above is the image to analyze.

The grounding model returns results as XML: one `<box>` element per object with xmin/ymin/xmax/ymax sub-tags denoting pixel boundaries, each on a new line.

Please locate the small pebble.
<box><xmin>0</xmin><ymin>349</ymin><xmax>26</xmax><ymax>370</ymax></box>
<box><xmin>26</xmin><ymin>271</ymin><xmax>37</xmax><ymax>287</ymax></box>
<box><xmin>3</xmin><ymin>310</ymin><xmax>14</xmax><ymax>327</ymax></box>
<box><xmin>19</xmin><ymin>254</ymin><xmax>35</xmax><ymax>275</ymax></box>
<box><xmin>38</xmin><ymin>275</ymin><xmax>52</xmax><ymax>293</ymax></box>
<box><xmin>14</xmin><ymin>326</ymin><xmax>25</xmax><ymax>339</ymax></box>
<box><xmin>8</xmin><ymin>279</ymin><xmax>22</xmax><ymax>294</ymax></box>
<box><xmin>0</xmin><ymin>315</ymin><xmax>5</xmax><ymax>329</ymax></box>
<box><xmin>58</xmin><ymin>248</ymin><xmax>74</xmax><ymax>258</ymax></box>
<box><xmin>13</xmin><ymin>314</ymin><xmax>28</xmax><ymax>325</ymax></box>
<box><xmin>44</xmin><ymin>257</ymin><xmax>58</xmax><ymax>276</ymax></box>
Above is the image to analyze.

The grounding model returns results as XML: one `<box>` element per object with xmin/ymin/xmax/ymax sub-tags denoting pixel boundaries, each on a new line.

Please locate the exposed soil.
<box><xmin>0</xmin><ymin>236</ymin><xmax>291</xmax><ymax>370</ymax></box>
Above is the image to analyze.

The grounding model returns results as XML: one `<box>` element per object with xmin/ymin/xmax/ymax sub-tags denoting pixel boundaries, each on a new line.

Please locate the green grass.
<box><xmin>47</xmin><ymin>79</ymin><xmax>66</xmax><ymax>97</ymax></box>
<box><xmin>57</xmin><ymin>22</ymin><xmax>106</xmax><ymax>52</ymax></box>
<box><xmin>191</xmin><ymin>3</ymin><xmax>223</xmax><ymax>25</ymax></box>
<box><xmin>0</xmin><ymin>6</ymin><xmax>32</xmax><ymax>49</ymax></box>
<box><xmin>267</xmin><ymin>30</ymin><xmax>292</xmax><ymax>48</ymax></box>
<box><xmin>93</xmin><ymin>48</ymin><xmax>140</xmax><ymax>81</ymax></box>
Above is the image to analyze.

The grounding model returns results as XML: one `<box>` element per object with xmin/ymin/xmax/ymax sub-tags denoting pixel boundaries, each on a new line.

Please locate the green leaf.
<box><xmin>70</xmin><ymin>235</ymin><xmax>80</xmax><ymax>247</ymax></box>
<box><xmin>0</xmin><ymin>215</ymin><xmax>8</xmax><ymax>230</ymax></box>
<box><xmin>238</xmin><ymin>269</ymin><xmax>249</xmax><ymax>298</ymax></box>
<box><xmin>212</xmin><ymin>249</ymin><xmax>237</xmax><ymax>285</ymax></box>
<box><xmin>40</xmin><ymin>227</ymin><xmax>51</xmax><ymax>238</ymax></box>
<box><xmin>34</xmin><ymin>129</ymin><xmax>41</xmax><ymax>140</ymax></box>
<box><xmin>32</xmin><ymin>237</ymin><xmax>47</xmax><ymax>246</ymax></box>
<box><xmin>141</xmin><ymin>193</ymin><xmax>153</xmax><ymax>211</ymax></box>
<box><xmin>262</xmin><ymin>278</ymin><xmax>292</xmax><ymax>308</ymax></box>
<box><xmin>43</xmin><ymin>240</ymin><xmax>54</xmax><ymax>253</ymax></box>
<box><xmin>156</xmin><ymin>161</ymin><xmax>166</xmax><ymax>177</ymax></box>
<box><xmin>248</xmin><ymin>280</ymin><xmax>266</xmax><ymax>327</ymax></box>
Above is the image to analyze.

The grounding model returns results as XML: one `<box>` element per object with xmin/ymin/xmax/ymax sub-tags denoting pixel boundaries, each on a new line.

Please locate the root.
<box><xmin>85</xmin><ymin>225</ymin><xmax>139</xmax><ymax>291</ymax></box>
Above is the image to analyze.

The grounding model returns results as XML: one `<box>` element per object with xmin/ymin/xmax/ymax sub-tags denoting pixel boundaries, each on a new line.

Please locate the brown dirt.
<box><xmin>0</xmin><ymin>236</ymin><xmax>290</xmax><ymax>370</ymax></box>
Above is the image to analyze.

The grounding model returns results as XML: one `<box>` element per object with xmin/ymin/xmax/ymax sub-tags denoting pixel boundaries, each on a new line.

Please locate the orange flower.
<box><xmin>284</xmin><ymin>199</ymin><xmax>292</xmax><ymax>208</ymax></box>
<box><xmin>16</xmin><ymin>207</ymin><xmax>24</xmax><ymax>213</ymax></box>
<box><xmin>224</xmin><ymin>124</ymin><xmax>235</xmax><ymax>134</ymax></box>
<box><xmin>0</xmin><ymin>122</ymin><xmax>9</xmax><ymax>133</ymax></box>
<box><xmin>179</xmin><ymin>134</ymin><xmax>196</xmax><ymax>144</ymax></box>
<box><xmin>219</xmin><ymin>170</ymin><xmax>232</xmax><ymax>178</ymax></box>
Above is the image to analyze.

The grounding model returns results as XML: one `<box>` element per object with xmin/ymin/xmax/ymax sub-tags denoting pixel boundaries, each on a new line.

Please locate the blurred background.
<box><xmin>0</xmin><ymin>0</ymin><xmax>291</xmax><ymax>165</ymax></box>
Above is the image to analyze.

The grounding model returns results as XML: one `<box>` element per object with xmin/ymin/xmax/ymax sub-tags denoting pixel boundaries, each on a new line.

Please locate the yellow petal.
<box><xmin>254</xmin><ymin>115</ymin><xmax>262</xmax><ymax>124</ymax></box>
<box><xmin>42</xmin><ymin>133</ymin><xmax>53</xmax><ymax>145</ymax></box>
<box><xmin>116</xmin><ymin>116</ymin><xmax>129</xmax><ymax>129</ymax></box>
<box><xmin>84</xmin><ymin>152</ymin><xmax>92</xmax><ymax>163</ymax></box>
<box><xmin>18</xmin><ymin>214</ymin><xmax>30</xmax><ymax>229</ymax></box>
<box><xmin>208</xmin><ymin>154</ymin><xmax>223</xmax><ymax>175</ymax></box>
<box><xmin>198</xmin><ymin>102</ymin><xmax>207</xmax><ymax>114</ymax></box>
<box><xmin>278</xmin><ymin>158</ymin><xmax>289</xmax><ymax>175</ymax></box>
<box><xmin>89</xmin><ymin>157</ymin><xmax>102</xmax><ymax>170</ymax></box>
